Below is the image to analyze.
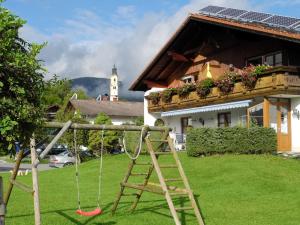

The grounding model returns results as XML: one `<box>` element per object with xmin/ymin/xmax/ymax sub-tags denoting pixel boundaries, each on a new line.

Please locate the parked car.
<box><xmin>49</xmin><ymin>151</ymin><xmax>75</xmax><ymax>168</ymax></box>
<box><xmin>49</xmin><ymin>150</ymin><xmax>96</xmax><ymax>168</ymax></box>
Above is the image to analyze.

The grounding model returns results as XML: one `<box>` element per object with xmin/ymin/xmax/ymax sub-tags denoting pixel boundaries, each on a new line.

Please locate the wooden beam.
<box><xmin>4</xmin><ymin>149</ymin><xmax>24</xmax><ymax>205</ymax></box>
<box><xmin>34</xmin><ymin>120</ymin><xmax>72</xmax><ymax>166</ymax></box>
<box><xmin>167</xmin><ymin>51</ymin><xmax>189</xmax><ymax>62</ymax></box>
<box><xmin>31</xmin><ymin>137</ymin><xmax>41</xmax><ymax>225</ymax></box>
<box><xmin>143</xmin><ymin>80</ymin><xmax>168</xmax><ymax>89</ymax></box>
<box><xmin>43</xmin><ymin>122</ymin><xmax>171</xmax><ymax>132</ymax></box>
<box><xmin>0</xmin><ymin>177</ymin><xmax>5</xmax><ymax>225</ymax></box>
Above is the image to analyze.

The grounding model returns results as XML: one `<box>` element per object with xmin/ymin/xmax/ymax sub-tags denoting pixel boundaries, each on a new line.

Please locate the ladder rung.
<box><xmin>10</xmin><ymin>179</ymin><xmax>34</xmax><ymax>194</ymax></box>
<box><xmin>175</xmin><ymin>207</ymin><xmax>194</xmax><ymax>211</ymax></box>
<box><xmin>130</xmin><ymin>173</ymin><xmax>149</xmax><ymax>176</ymax></box>
<box><xmin>150</xmin><ymin>139</ymin><xmax>168</xmax><ymax>143</ymax></box>
<box><xmin>154</xmin><ymin>151</ymin><xmax>172</xmax><ymax>155</ymax></box>
<box><xmin>165</xmin><ymin>178</ymin><xmax>182</xmax><ymax>182</ymax></box>
<box><xmin>160</xmin><ymin>164</ymin><xmax>177</xmax><ymax>168</ymax></box>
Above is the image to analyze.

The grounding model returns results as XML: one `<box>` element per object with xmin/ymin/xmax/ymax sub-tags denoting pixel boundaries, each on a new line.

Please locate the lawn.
<box><xmin>2</xmin><ymin>154</ymin><xmax>300</xmax><ymax>225</ymax></box>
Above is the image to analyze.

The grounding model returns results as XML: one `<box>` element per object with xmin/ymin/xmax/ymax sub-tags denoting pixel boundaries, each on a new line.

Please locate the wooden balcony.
<box><xmin>148</xmin><ymin>66</ymin><xmax>300</xmax><ymax>112</ymax></box>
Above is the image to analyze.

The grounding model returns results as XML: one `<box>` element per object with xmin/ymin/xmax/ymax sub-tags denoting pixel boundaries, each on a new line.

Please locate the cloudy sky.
<box><xmin>3</xmin><ymin>0</ymin><xmax>300</xmax><ymax>87</ymax></box>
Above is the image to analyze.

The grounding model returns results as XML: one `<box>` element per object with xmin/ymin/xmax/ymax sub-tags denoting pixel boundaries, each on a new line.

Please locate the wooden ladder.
<box><xmin>112</xmin><ymin>133</ymin><xmax>205</xmax><ymax>225</ymax></box>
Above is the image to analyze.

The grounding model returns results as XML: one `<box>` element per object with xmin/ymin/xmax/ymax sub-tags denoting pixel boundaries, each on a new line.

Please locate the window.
<box><xmin>218</xmin><ymin>112</ymin><xmax>231</xmax><ymax>127</ymax></box>
<box><xmin>246</xmin><ymin>51</ymin><xmax>283</xmax><ymax>66</ymax></box>
<box><xmin>264</xmin><ymin>52</ymin><xmax>282</xmax><ymax>66</ymax></box>
<box><xmin>182</xmin><ymin>75</ymin><xmax>194</xmax><ymax>84</ymax></box>
<box><xmin>248</xmin><ymin>103</ymin><xmax>264</xmax><ymax>127</ymax></box>
<box><xmin>247</xmin><ymin>56</ymin><xmax>263</xmax><ymax>66</ymax></box>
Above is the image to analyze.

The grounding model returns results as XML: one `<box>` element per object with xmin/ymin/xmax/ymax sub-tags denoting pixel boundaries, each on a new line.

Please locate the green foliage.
<box><xmin>42</xmin><ymin>74</ymin><xmax>72</xmax><ymax>107</ymax></box>
<box><xmin>161</xmin><ymin>88</ymin><xmax>177</xmax><ymax>103</ymax></box>
<box><xmin>134</xmin><ymin>116</ymin><xmax>144</xmax><ymax>126</ymax></box>
<box><xmin>60</xmin><ymin>111</ymin><xmax>89</xmax><ymax>150</ymax></box>
<box><xmin>88</xmin><ymin>113</ymin><xmax>119</xmax><ymax>153</ymax></box>
<box><xmin>196</xmin><ymin>78</ymin><xmax>214</xmax><ymax>98</ymax></box>
<box><xmin>177</xmin><ymin>83</ymin><xmax>196</xmax><ymax>98</ymax></box>
<box><xmin>186</xmin><ymin>127</ymin><xmax>277</xmax><ymax>156</ymax></box>
<box><xmin>0</xmin><ymin>3</ymin><xmax>45</xmax><ymax>153</ymax></box>
<box><xmin>147</xmin><ymin>92</ymin><xmax>161</xmax><ymax>105</ymax></box>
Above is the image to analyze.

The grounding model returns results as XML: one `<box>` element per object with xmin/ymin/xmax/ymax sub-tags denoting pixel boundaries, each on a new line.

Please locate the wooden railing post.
<box><xmin>0</xmin><ymin>176</ymin><xmax>5</xmax><ymax>225</ymax></box>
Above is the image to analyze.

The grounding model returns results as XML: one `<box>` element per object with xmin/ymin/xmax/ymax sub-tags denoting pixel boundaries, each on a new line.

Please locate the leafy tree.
<box><xmin>0</xmin><ymin>2</ymin><xmax>45</xmax><ymax>154</ymax></box>
<box><xmin>88</xmin><ymin>113</ymin><xmax>119</xmax><ymax>154</ymax></box>
<box><xmin>42</xmin><ymin>74</ymin><xmax>72</xmax><ymax>107</ymax></box>
<box><xmin>134</xmin><ymin>116</ymin><xmax>144</xmax><ymax>126</ymax></box>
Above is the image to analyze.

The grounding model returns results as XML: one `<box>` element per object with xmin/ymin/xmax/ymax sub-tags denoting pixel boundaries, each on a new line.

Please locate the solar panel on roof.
<box><xmin>200</xmin><ymin>5</ymin><xmax>225</xmax><ymax>14</ymax></box>
<box><xmin>217</xmin><ymin>8</ymin><xmax>247</xmax><ymax>17</ymax></box>
<box><xmin>199</xmin><ymin>5</ymin><xmax>300</xmax><ymax>34</ymax></box>
<box><xmin>263</xmin><ymin>15</ymin><xmax>300</xmax><ymax>26</ymax></box>
<box><xmin>239</xmin><ymin>11</ymin><xmax>271</xmax><ymax>22</ymax></box>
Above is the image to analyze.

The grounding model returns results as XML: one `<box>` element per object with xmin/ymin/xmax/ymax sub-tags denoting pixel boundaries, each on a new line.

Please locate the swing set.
<box><xmin>2</xmin><ymin>121</ymin><xmax>205</xmax><ymax>225</ymax></box>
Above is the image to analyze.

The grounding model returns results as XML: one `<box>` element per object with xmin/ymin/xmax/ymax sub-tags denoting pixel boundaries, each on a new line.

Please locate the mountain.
<box><xmin>71</xmin><ymin>77</ymin><xmax>144</xmax><ymax>101</ymax></box>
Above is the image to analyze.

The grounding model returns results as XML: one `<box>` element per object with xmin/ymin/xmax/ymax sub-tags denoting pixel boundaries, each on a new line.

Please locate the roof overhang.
<box><xmin>161</xmin><ymin>100</ymin><xmax>252</xmax><ymax>117</ymax></box>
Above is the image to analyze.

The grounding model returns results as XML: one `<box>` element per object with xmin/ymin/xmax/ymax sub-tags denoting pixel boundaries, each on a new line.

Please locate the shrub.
<box><xmin>161</xmin><ymin>88</ymin><xmax>177</xmax><ymax>103</ymax></box>
<box><xmin>196</xmin><ymin>78</ymin><xmax>214</xmax><ymax>98</ymax></box>
<box><xmin>215</xmin><ymin>71</ymin><xmax>237</xmax><ymax>94</ymax></box>
<box><xmin>147</xmin><ymin>92</ymin><xmax>161</xmax><ymax>105</ymax></box>
<box><xmin>186</xmin><ymin>127</ymin><xmax>277</xmax><ymax>156</ymax></box>
<box><xmin>177</xmin><ymin>83</ymin><xmax>196</xmax><ymax>98</ymax></box>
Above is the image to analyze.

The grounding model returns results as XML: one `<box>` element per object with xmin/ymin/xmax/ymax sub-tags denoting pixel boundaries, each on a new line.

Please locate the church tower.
<box><xmin>110</xmin><ymin>64</ymin><xmax>119</xmax><ymax>101</ymax></box>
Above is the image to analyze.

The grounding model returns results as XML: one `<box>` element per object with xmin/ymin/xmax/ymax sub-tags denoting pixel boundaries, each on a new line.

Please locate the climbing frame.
<box><xmin>112</xmin><ymin>128</ymin><xmax>205</xmax><ymax>225</ymax></box>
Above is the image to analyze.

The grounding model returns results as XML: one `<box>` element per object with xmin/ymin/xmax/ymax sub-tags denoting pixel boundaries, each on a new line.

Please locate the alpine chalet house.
<box><xmin>130</xmin><ymin>6</ymin><xmax>300</xmax><ymax>152</ymax></box>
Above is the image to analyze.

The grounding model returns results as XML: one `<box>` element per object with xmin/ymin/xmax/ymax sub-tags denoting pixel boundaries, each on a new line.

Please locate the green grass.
<box><xmin>2</xmin><ymin>154</ymin><xmax>300</xmax><ymax>225</ymax></box>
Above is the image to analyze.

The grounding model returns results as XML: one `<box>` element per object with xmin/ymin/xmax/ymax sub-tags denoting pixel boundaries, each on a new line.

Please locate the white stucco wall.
<box><xmin>163</xmin><ymin>108</ymin><xmax>247</xmax><ymax>132</ymax></box>
<box><xmin>291</xmin><ymin>97</ymin><xmax>300</xmax><ymax>152</ymax></box>
<box><xmin>144</xmin><ymin>88</ymin><xmax>165</xmax><ymax>126</ymax></box>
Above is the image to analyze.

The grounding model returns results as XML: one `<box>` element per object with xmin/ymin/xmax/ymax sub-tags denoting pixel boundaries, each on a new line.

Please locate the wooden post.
<box><xmin>0</xmin><ymin>177</ymin><xmax>5</xmax><ymax>225</ymax></box>
<box><xmin>30</xmin><ymin>136</ymin><xmax>41</xmax><ymax>225</ymax></box>
<box><xmin>4</xmin><ymin>149</ymin><xmax>24</xmax><ymax>205</ymax></box>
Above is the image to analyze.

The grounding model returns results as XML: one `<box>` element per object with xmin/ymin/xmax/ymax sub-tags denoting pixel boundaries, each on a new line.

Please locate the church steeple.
<box><xmin>110</xmin><ymin>64</ymin><xmax>119</xmax><ymax>101</ymax></box>
<box><xmin>112</xmin><ymin>64</ymin><xmax>118</xmax><ymax>76</ymax></box>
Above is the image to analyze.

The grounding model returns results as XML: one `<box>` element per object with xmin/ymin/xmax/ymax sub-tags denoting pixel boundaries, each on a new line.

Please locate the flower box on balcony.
<box><xmin>147</xmin><ymin>66</ymin><xmax>300</xmax><ymax>112</ymax></box>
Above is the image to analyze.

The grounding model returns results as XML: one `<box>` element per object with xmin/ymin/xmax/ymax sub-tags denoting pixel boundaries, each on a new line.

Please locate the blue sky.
<box><xmin>3</xmin><ymin>0</ymin><xmax>300</xmax><ymax>84</ymax></box>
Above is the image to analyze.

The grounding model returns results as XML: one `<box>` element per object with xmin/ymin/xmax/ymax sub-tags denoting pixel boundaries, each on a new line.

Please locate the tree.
<box><xmin>42</xmin><ymin>74</ymin><xmax>72</xmax><ymax>107</ymax></box>
<box><xmin>88</xmin><ymin>113</ymin><xmax>119</xmax><ymax>154</ymax></box>
<box><xmin>0</xmin><ymin>2</ymin><xmax>45</xmax><ymax>154</ymax></box>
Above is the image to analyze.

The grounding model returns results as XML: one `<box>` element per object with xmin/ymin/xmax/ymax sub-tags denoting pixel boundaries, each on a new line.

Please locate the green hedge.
<box><xmin>186</xmin><ymin>127</ymin><xmax>277</xmax><ymax>156</ymax></box>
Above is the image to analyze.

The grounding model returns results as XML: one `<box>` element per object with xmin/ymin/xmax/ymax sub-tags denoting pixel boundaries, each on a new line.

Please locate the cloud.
<box><xmin>21</xmin><ymin>0</ymin><xmax>260</xmax><ymax>88</ymax></box>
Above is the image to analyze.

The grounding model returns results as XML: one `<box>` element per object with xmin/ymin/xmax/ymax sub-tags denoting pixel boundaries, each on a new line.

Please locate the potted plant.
<box><xmin>240</xmin><ymin>65</ymin><xmax>270</xmax><ymax>90</ymax></box>
<box><xmin>147</xmin><ymin>92</ymin><xmax>161</xmax><ymax>105</ymax></box>
<box><xmin>177</xmin><ymin>83</ymin><xmax>196</xmax><ymax>98</ymax></box>
<box><xmin>196</xmin><ymin>78</ymin><xmax>214</xmax><ymax>98</ymax></box>
<box><xmin>215</xmin><ymin>71</ymin><xmax>237</xmax><ymax>94</ymax></box>
<box><xmin>161</xmin><ymin>88</ymin><xmax>177</xmax><ymax>103</ymax></box>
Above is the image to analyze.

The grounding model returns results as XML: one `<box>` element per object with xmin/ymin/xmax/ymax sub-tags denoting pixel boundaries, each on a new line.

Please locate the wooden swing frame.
<box><xmin>3</xmin><ymin>121</ymin><xmax>205</xmax><ymax>225</ymax></box>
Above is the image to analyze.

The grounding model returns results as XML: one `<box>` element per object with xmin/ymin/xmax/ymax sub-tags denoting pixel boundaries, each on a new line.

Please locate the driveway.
<box><xmin>0</xmin><ymin>160</ymin><xmax>53</xmax><ymax>173</ymax></box>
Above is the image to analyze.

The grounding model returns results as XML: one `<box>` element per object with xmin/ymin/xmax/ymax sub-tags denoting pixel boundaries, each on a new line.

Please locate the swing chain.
<box><xmin>122</xmin><ymin>126</ymin><xmax>146</xmax><ymax>160</ymax></box>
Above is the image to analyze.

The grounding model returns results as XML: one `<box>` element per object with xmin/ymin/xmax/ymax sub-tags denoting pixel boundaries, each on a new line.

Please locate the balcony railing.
<box><xmin>148</xmin><ymin>66</ymin><xmax>300</xmax><ymax>112</ymax></box>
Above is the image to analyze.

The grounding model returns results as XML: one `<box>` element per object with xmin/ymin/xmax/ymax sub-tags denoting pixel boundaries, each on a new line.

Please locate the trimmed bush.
<box><xmin>186</xmin><ymin>127</ymin><xmax>277</xmax><ymax>156</ymax></box>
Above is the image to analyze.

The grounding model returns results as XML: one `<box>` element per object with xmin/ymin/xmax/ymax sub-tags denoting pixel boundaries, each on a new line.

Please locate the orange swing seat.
<box><xmin>76</xmin><ymin>208</ymin><xmax>102</xmax><ymax>217</ymax></box>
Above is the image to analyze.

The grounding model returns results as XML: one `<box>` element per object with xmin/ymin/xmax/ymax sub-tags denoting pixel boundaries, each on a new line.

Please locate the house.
<box><xmin>130</xmin><ymin>5</ymin><xmax>300</xmax><ymax>152</ymax></box>
<box><xmin>66</xmin><ymin>65</ymin><xmax>144</xmax><ymax>125</ymax></box>
<box><xmin>66</xmin><ymin>99</ymin><xmax>144</xmax><ymax>125</ymax></box>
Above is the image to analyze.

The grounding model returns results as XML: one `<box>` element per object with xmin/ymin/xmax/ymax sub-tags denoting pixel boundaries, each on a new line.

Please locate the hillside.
<box><xmin>71</xmin><ymin>77</ymin><xmax>144</xmax><ymax>101</ymax></box>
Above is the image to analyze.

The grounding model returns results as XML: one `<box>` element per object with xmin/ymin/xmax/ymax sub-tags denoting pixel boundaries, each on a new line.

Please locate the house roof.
<box><xmin>68</xmin><ymin>100</ymin><xmax>144</xmax><ymax>117</ymax></box>
<box><xmin>130</xmin><ymin>6</ymin><xmax>300</xmax><ymax>91</ymax></box>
